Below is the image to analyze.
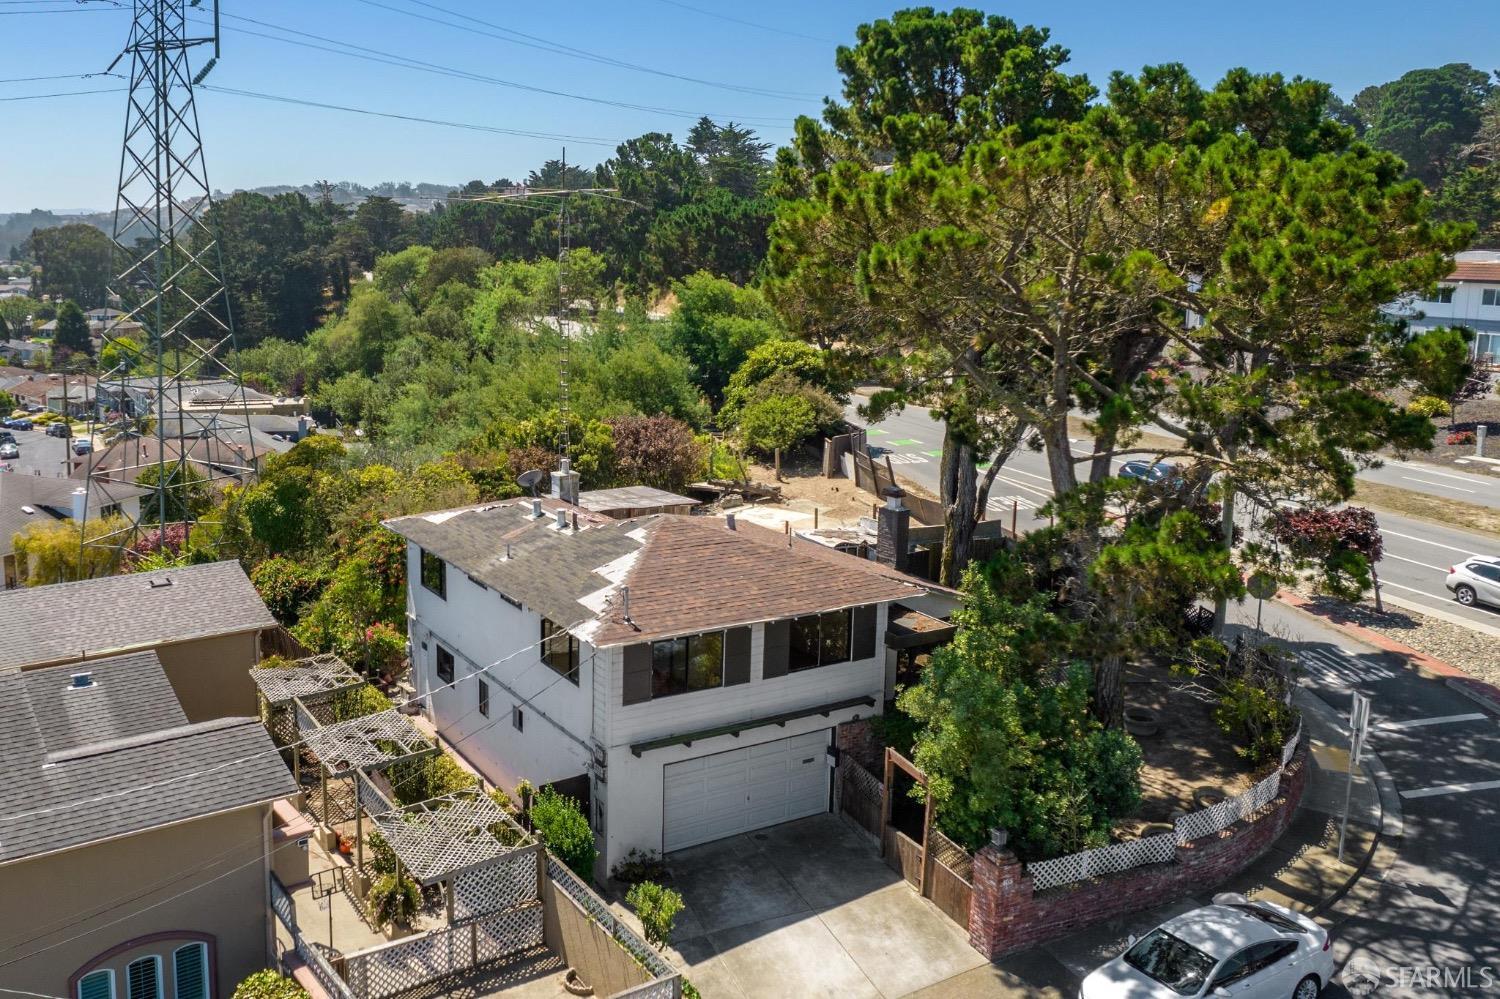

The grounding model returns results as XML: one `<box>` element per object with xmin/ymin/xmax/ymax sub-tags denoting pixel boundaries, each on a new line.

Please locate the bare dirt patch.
<box><xmin>1354</xmin><ymin>480</ymin><xmax>1500</xmax><ymax>539</ymax></box>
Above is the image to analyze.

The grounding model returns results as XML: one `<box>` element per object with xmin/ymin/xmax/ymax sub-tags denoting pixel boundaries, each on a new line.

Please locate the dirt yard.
<box><xmin>720</xmin><ymin>444</ymin><xmax>897</xmax><ymax>529</ymax></box>
<box><xmin>1118</xmin><ymin>664</ymin><xmax>1262</xmax><ymax>834</ymax></box>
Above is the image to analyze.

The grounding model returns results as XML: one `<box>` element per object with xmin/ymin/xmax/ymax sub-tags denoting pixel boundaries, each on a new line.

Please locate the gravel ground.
<box><xmin>1296</xmin><ymin>591</ymin><xmax>1500</xmax><ymax>686</ymax></box>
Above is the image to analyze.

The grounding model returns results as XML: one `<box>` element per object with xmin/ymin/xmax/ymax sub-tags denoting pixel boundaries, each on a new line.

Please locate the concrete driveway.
<box><xmin>656</xmin><ymin>814</ymin><xmax>988</xmax><ymax>999</ymax></box>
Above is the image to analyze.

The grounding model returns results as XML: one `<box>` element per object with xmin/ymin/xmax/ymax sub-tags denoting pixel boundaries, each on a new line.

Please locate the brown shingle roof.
<box><xmin>386</xmin><ymin>498</ymin><xmax>935</xmax><ymax>648</ymax></box>
<box><xmin>1449</xmin><ymin>261</ymin><xmax>1500</xmax><ymax>283</ymax></box>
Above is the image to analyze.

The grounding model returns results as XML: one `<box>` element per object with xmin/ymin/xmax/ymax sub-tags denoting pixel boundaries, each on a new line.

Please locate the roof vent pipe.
<box><xmin>621</xmin><ymin>585</ymin><xmax>632</xmax><ymax>623</ymax></box>
<box><xmin>725</xmin><ymin>512</ymin><xmax>736</xmax><ymax>531</ymax></box>
<box><xmin>531</xmin><ymin>498</ymin><xmax>543</xmax><ymax>519</ymax></box>
<box><xmin>69</xmin><ymin>671</ymin><xmax>95</xmax><ymax>690</ymax></box>
<box><xmin>556</xmin><ymin>509</ymin><xmax>568</xmax><ymax>530</ymax></box>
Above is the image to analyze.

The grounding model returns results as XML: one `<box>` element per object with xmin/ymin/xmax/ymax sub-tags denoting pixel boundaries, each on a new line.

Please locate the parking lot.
<box><xmin>0</xmin><ymin>424</ymin><xmax>87</xmax><ymax>480</ymax></box>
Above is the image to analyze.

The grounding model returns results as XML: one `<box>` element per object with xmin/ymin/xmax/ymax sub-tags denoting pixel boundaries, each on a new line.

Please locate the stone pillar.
<box><xmin>968</xmin><ymin>833</ymin><xmax>1031</xmax><ymax>959</ymax></box>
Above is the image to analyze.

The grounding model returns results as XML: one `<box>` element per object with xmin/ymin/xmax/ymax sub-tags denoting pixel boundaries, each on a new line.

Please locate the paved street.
<box><xmin>0</xmin><ymin>426</ymin><xmax>78</xmax><ymax>479</ymax></box>
<box><xmin>847</xmin><ymin>402</ymin><xmax>1500</xmax><ymax>630</ymax></box>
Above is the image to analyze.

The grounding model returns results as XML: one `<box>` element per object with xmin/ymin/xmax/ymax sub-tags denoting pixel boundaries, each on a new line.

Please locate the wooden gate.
<box><xmin>880</xmin><ymin>749</ymin><xmax>974</xmax><ymax>927</ymax></box>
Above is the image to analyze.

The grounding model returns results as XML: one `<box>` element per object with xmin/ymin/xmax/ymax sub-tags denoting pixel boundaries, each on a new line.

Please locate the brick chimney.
<box><xmin>551</xmin><ymin>456</ymin><xmax>581</xmax><ymax>507</ymax></box>
<box><xmin>876</xmin><ymin>486</ymin><xmax>910</xmax><ymax>572</ymax></box>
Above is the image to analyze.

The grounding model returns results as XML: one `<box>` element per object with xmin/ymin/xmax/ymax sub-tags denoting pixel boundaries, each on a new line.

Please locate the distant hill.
<box><xmin>2</xmin><ymin>180</ymin><xmax>457</xmax><ymax>256</ymax></box>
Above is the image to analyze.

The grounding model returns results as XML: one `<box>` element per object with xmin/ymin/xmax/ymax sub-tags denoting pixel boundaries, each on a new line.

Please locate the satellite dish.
<box><xmin>517</xmin><ymin>469</ymin><xmax>546</xmax><ymax>497</ymax></box>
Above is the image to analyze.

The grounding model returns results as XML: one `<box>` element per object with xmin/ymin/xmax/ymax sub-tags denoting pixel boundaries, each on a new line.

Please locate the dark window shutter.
<box><xmin>723</xmin><ymin>626</ymin><xmax>751</xmax><ymax>686</ymax></box>
<box><xmin>622</xmin><ymin>643</ymin><xmax>652</xmax><ymax>705</ymax></box>
<box><xmin>762</xmin><ymin>619</ymin><xmax>790</xmax><ymax>679</ymax></box>
<box><xmin>173</xmin><ymin>944</ymin><xmax>207</xmax><ymax>999</ymax></box>
<box><xmin>851</xmin><ymin>604</ymin><xmax>878</xmax><ymax>661</ymax></box>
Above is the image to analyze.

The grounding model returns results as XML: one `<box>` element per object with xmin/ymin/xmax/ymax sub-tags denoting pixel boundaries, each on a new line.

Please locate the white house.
<box><xmin>386</xmin><ymin>476</ymin><xmax>948</xmax><ymax>874</ymax></box>
<box><xmin>1387</xmin><ymin>250</ymin><xmax>1500</xmax><ymax>366</ymax></box>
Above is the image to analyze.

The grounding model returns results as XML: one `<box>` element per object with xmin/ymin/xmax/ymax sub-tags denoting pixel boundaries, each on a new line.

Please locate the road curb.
<box><xmin>1445</xmin><ymin>676</ymin><xmax>1500</xmax><ymax>717</ymax></box>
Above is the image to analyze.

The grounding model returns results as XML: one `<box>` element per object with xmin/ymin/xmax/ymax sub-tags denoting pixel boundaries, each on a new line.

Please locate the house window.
<box><xmin>77</xmin><ymin>971</ymin><xmax>113</xmax><ymax>999</ymax></box>
<box><xmin>541</xmin><ymin>618</ymin><xmax>579</xmax><ymax>684</ymax></box>
<box><xmin>1429</xmin><ymin>286</ymin><xmax>1455</xmax><ymax>304</ymax></box>
<box><xmin>512</xmin><ymin>705</ymin><xmax>524</xmax><ymax>731</ymax></box>
<box><xmin>650</xmin><ymin>631</ymin><xmax>724</xmax><ymax>697</ymax></box>
<box><xmin>789</xmin><ymin>610</ymin><xmax>852</xmax><ymax>672</ymax></box>
<box><xmin>478</xmin><ymin>678</ymin><xmax>490</xmax><ymax>718</ymax></box>
<box><xmin>1484</xmin><ymin>288</ymin><xmax>1499</xmax><ymax>307</ymax></box>
<box><xmin>435</xmin><ymin>644</ymin><xmax>455</xmax><ymax>684</ymax></box>
<box><xmin>420</xmin><ymin>548</ymin><xmax>446</xmax><ymax>599</ymax></box>
<box><xmin>172</xmin><ymin>943</ymin><xmax>208</xmax><ymax>999</ymax></box>
<box><xmin>126</xmin><ymin>956</ymin><xmax>161</xmax><ymax>999</ymax></box>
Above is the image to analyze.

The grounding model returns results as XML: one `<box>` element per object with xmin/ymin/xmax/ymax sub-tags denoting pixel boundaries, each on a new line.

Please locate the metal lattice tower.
<box><xmin>83</xmin><ymin>0</ymin><xmax>256</xmax><ymax>562</ymax></box>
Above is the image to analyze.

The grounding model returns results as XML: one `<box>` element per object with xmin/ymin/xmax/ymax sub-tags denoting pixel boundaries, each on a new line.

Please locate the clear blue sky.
<box><xmin>4</xmin><ymin>0</ymin><xmax>1498</xmax><ymax>212</ymax></box>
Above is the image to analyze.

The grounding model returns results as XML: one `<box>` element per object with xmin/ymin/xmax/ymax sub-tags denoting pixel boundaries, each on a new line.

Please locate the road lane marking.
<box><xmin>1377</xmin><ymin>580</ymin><xmax>1446</xmax><ymax>597</ymax></box>
<box><xmin>1385</xmin><ymin>462</ymin><xmax>1490</xmax><ymax>483</ymax></box>
<box><xmin>865</xmin><ymin>428</ymin><xmax>887</xmax><ymax>435</ymax></box>
<box><xmin>1401</xmin><ymin>779</ymin><xmax>1500</xmax><ymax>800</ymax></box>
<box><xmin>1299</xmin><ymin>648</ymin><xmax>1396</xmax><ymax>685</ymax></box>
<box><xmin>993</xmin><ymin>475</ymin><xmax>1053</xmax><ymax>499</ymax></box>
<box><xmin>1379</xmin><ymin>529</ymin><xmax>1478</xmax><ymax>555</ymax></box>
<box><xmin>1377</xmin><ymin>713</ymin><xmax>1487</xmax><ymax>730</ymax></box>
<box><xmin>1383</xmin><ymin>553</ymin><xmax>1450</xmax><ymax>572</ymax></box>
<box><xmin>1401</xmin><ymin>475</ymin><xmax>1475</xmax><ymax>493</ymax></box>
<box><xmin>887</xmin><ymin>438</ymin><xmax>921</xmax><ymax>446</ymax></box>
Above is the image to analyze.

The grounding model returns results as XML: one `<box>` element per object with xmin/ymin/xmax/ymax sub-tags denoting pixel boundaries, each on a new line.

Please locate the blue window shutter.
<box><xmin>173</xmin><ymin>944</ymin><xmax>207</xmax><ymax>999</ymax></box>
<box><xmin>127</xmin><ymin>957</ymin><xmax>160</xmax><ymax>999</ymax></box>
<box><xmin>78</xmin><ymin>971</ymin><xmax>113</xmax><ymax>999</ymax></box>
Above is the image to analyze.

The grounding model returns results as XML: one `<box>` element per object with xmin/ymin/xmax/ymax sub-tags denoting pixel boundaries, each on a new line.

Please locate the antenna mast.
<box><xmin>84</xmin><ymin>0</ymin><xmax>256</xmax><ymax>564</ymax></box>
<box><xmin>556</xmin><ymin>147</ymin><xmax>572</xmax><ymax>462</ymax></box>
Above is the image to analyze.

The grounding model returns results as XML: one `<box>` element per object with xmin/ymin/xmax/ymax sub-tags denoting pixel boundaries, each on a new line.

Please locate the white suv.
<box><xmin>1446</xmin><ymin>556</ymin><xmax>1500</xmax><ymax>609</ymax></box>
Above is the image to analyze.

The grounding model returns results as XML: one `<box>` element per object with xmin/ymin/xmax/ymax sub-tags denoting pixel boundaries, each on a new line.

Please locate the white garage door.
<box><xmin>662</xmin><ymin>729</ymin><xmax>831</xmax><ymax>853</ymax></box>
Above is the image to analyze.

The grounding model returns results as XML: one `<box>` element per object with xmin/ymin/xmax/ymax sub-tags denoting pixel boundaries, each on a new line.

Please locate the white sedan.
<box><xmin>1080</xmin><ymin>894</ymin><xmax>1334</xmax><ymax>999</ymax></box>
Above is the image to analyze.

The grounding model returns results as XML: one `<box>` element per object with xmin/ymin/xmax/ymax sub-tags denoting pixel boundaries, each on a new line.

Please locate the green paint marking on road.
<box><xmin>977</xmin><ymin>461</ymin><xmax>992</xmax><ymax>470</ymax></box>
<box><xmin>888</xmin><ymin>438</ymin><xmax>921</xmax><ymax>446</ymax></box>
<box><xmin>923</xmin><ymin>450</ymin><xmax>943</xmax><ymax>457</ymax></box>
<box><xmin>865</xmin><ymin>427</ymin><xmax>887</xmax><ymax>435</ymax></box>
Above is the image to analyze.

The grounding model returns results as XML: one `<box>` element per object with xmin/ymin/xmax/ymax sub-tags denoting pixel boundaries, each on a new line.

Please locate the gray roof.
<box><xmin>576</xmin><ymin>486</ymin><xmax>699</xmax><ymax>515</ymax></box>
<box><xmin>0</xmin><ymin>560</ymin><xmax>277</xmax><ymax>670</ymax></box>
<box><xmin>0</xmin><ymin>473</ymin><xmax>151</xmax><ymax>557</ymax></box>
<box><xmin>0</xmin><ymin>651</ymin><xmax>296</xmax><ymax>864</ymax></box>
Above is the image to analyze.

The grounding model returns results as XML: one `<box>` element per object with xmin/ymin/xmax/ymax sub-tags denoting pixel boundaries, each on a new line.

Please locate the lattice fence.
<box><xmin>837</xmin><ymin>756</ymin><xmax>884</xmax><ymax>840</ymax></box>
<box><xmin>343</xmin><ymin>902</ymin><xmax>545</xmax><ymax>999</ymax></box>
<box><xmin>1174</xmin><ymin>768</ymin><xmax>1281</xmax><ymax>845</ymax></box>
<box><xmin>454</xmin><ymin>847</ymin><xmax>541</xmax><ymax>922</ymax></box>
<box><xmin>1280</xmin><ymin>722</ymin><xmax>1302</xmax><ymax>769</ymax></box>
<box><xmin>928</xmin><ymin>829</ymin><xmax>973</xmax><ymax>883</ymax></box>
<box><xmin>547</xmin><ymin>857</ymin><xmax>677</xmax><ymax>982</ymax></box>
<box><xmin>610</xmin><ymin>976</ymin><xmax>682</xmax><ymax>999</ymax></box>
<box><xmin>1028</xmin><ymin>831</ymin><xmax>1176</xmax><ymax>892</ymax></box>
<box><xmin>305</xmin><ymin>769</ymin><xmax>358</xmax><ymax>827</ymax></box>
<box><xmin>357</xmin><ymin>769</ymin><xmax>395</xmax><ymax>816</ymax></box>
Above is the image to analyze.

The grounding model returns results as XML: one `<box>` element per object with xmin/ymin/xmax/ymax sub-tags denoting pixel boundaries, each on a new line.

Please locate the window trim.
<box><xmin>171</xmin><ymin>942</ymin><xmax>209</xmax><ymax>999</ymax></box>
<box><xmin>419</xmin><ymin>547</ymin><xmax>446</xmax><ymax>599</ymax></box>
<box><xmin>477</xmin><ymin>678</ymin><xmax>490</xmax><ymax>718</ymax></box>
<box><xmin>648</xmin><ymin>630</ymin><xmax>726</xmax><ymax>699</ymax></box>
<box><xmin>1484</xmin><ymin>288</ymin><xmax>1499</xmax><ymax>307</ymax></box>
<box><xmin>788</xmin><ymin>608</ymin><xmax>853</xmax><ymax>673</ymax></box>
<box><xmin>541</xmin><ymin>618</ymin><xmax>580</xmax><ymax>685</ymax></box>
<box><xmin>126</xmin><ymin>955</ymin><xmax>162</xmax><ymax>999</ymax></box>
<box><xmin>512</xmin><ymin>705</ymin><xmax>524</xmax><ymax>731</ymax></box>
<box><xmin>435</xmin><ymin>644</ymin><xmax>455</xmax><ymax>685</ymax></box>
<box><xmin>77</xmin><ymin>970</ymin><xmax>114</xmax><ymax>999</ymax></box>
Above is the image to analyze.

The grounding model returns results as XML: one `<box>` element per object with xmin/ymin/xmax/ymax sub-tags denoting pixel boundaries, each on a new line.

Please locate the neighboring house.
<box><xmin>1387</xmin><ymin>250</ymin><xmax>1500</xmax><ymax>366</ymax></box>
<box><xmin>0</xmin><ymin>472</ymin><xmax>148</xmax><ymax>588</ymax></box>
<box><xmin>0</xmin><ymin>339</ymin><xmax>48</xmax><ymax>366</ymax></box>
<box><xmin>96</xmin><ymin>377</ymin><xmax>308</xmax><ymax>421</ymax></box>
<box><xmin>8</xmin><ymin>372</ymin><xmax>56</xmax><ymax>409</ymax></box>
<box><xmin>76</xmin><ymin>430</ymin><xmax>275</xmax><ymax>488</ymax></box>
<box><xmin>0</xmin><ymin>648</ymin><xmax>296</xmax><ymax>997</ymax></box>
<box><xmin>576</xmin><ymin>485</ymin><xmax>700</xmax><ymax>519</ymax></box>
<box><xmin>386</xmin><ymin>473</ymin><xmax>952</xmax><ymax>873</ymax></box>
<box><xmin>45</xmin><ymin>379</ymin><xmax>98</xmax><ymax>417</ymax></box>
<box><xmin>0</xmin><ymin>560</ymin><xmax>278</xmax><ymax>721</ymax></box>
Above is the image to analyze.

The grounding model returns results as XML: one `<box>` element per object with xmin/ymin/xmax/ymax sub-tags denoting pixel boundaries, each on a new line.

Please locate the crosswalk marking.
<box><xmin>1401</xmin><ymin>779</ymin><xmax>1500</xmax><ymax>800</ymax></box>
<box><xmin>1298</xmin><ymin>648</ymin><xmax>1397</xmax><ymax>686</ymax></box>
<box><xmin>1377</xmin><ymin>713</ymin><xmax>1487</xmax><ymax>730</ymax></box>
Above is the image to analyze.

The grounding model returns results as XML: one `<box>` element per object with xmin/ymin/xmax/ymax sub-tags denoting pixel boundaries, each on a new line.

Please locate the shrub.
<box><xmin>365</xmin><ymin>828</ymin><xmax>398</xmax><ymax>877</ymax></box>
<box><xmin>367</xmin><ymin>871</ymin><xmax>422</xmax><ymax>927</ymax></box>
<box><xmin>610</xmin><ymin>848</ymin><xmax>667</xmax><ymax>886</ymax></box>
<box><xmin>1448</xmin><ymin>429</ymin><xmax>1476</xmax><ymax>445</ymax></box>
<box><xmin>1406</xmin><ymin>395</ymin><xmax>1449</xmax><ymax>419</ymax></box>
<box><xmin>388</xmin><ymin>750</ymin><xmax>476</xmax><ymax>806</ymax></box>
<box><xmin>251</xmin><ymin>556</ymin><xmax>328</xmax><ymax>623</ymax></box>
<box><xmin>330</xmin><ymin>682</ymin><xmax>392</xmax><ymax>723</ymax></box>
<box><xmin>364</xmin><ymin>621</ymin><xmax>407</xmax><ymax>678</ymax></box>
<box><xmin>231</xmin><ymin>971</ymin><xmax>310</xmax><ymax>999</ymax></box>
<box><xmin>626</xmin><ymin>880</ymin><xmax>685</xmax><ymax>948</ymax></box>
<box><xmin>531</xmin><ymin>786</ymin><xmax>597</xmax><ymax>879</ymax></box>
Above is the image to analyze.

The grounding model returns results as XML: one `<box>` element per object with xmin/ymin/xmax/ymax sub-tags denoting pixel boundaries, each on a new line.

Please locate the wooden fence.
<box><xmin>837</xmin><ymin>757</ymin><xmax>884</xmax><ymax>840</ymax></box>
<box><xmin>262</xmin><ymin>625</ymin><xmax>312</xmax><ymax>660</ymax></box>
<box><xmin>823</xmin><ymin>427</ymin><xmax>867</xmax><ymax>477</ymax></box>
<box><xmin>924</xmin><ymin>830</ymin><xmax>974</xmax><ymax>928</ymax></box>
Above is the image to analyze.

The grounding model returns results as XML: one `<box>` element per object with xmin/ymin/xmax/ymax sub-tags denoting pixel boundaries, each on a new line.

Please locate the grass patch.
<box><xmin>1354</xmin><ymin>480</ymin><xmax>1500</xmax><ymax>540</ymax></box>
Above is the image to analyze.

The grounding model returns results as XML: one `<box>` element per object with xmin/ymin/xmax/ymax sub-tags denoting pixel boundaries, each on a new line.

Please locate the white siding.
<box><xmin>404</xmin><ymin>543</ymin><xmax>593</xmax><ymax>792</ymax></box>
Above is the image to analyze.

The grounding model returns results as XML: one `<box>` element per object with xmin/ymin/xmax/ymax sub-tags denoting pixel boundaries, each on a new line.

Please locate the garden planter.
<box><xmin>562</xmin><ymin>969</ymin><xmax>595</xmax><ymax>996</ymax></box>
<box><xmin>1193</xmin><ymin>787</ymin><xmax>1226</xmax><ymax>810</ymax></box>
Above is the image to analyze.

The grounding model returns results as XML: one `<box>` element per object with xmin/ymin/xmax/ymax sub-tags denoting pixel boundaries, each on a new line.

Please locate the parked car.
<box><xmin>1</xmin><ymin>417</ymin><xmax>31</xmax><ymax>430</ymax></box>
<box><xmin>71</xmin><ymin>438</ymin><xmax>93</xmax><ymax>456</ymax></box>
<box><xmin>0</xmin><ymin>442</ymin><xmax>18</xmax><ymax>460</ymax></box>
<box><xmin>45</xmin><ymin>422</ymin><xmax>71</xmax><ymax>438</ymax></box>
<box><xmin>1446</xmin><ymin>556</ymin><xmax>1500</xmax><ymax>609</ymax></box>
<box><xmin>0</xmin><ymin>430</ymin><xmax>14</xmax><ymax>446</ymax></box>
<box><xmin>1120</xmin><ymin>459</ymin><xmax>1187</xmax><ymax>493</ymax></box>
<box><xmin>1080</xmin><ymin>894</ymin><xmax>1333</xmax><ymax>999</ymax></box>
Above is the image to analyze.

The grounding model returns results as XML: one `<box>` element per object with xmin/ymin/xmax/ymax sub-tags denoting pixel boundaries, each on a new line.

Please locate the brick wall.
<box><xmin>968</xmin><ymin>744</ymin><xmax>1310</xmax><ymax>959</ymax></box>
<box><xmin>836</xmin><ymin>717</ymin><xmax>882</xmax><ymax>774</ymax></box>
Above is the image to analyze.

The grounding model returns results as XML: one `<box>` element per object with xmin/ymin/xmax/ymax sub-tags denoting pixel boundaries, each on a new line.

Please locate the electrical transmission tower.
<box><xmin>82</xmin><ymin>0</ymin><xmax>256</xmax><ymax>563</ymax></box>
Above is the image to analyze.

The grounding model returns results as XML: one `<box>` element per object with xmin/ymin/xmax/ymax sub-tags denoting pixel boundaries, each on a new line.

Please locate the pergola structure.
<box><xmin>250</xmin><ymin>654</ymin><xmax>364</xmax><ymax>747</ymax></box>
<box><xmin>369</xmin><ymin>788</ymin><xmax>537</xmax><ymax>922</ymax></box>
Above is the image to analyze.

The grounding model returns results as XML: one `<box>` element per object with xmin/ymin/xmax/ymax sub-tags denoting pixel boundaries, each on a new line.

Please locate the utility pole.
<box><xmin>83</xmin><ymin>0</ymin><xmax>255</xmax><ymax>562</ymax></box>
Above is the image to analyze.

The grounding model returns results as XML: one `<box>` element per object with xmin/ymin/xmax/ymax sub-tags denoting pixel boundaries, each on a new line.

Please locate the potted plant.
<box><xmin>336</xmin><ymin>834</ymin><xmax>354</xmax><ymax>858</ymax></box>
<box><xmin>367</xmin><ymin>872</ymin><xmax>422</xmax><ymax>939</ymax></box>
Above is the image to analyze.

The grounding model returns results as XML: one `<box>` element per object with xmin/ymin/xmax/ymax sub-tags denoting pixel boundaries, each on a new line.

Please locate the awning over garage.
<box><xmin>628</xmin><ymin>695</ymin><xmax>875</xmax><ymax>757</ymax></box>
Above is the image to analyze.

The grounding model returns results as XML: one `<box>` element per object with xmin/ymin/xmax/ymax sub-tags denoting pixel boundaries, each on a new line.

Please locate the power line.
<box><xmin>0</xmin><ymin>86</ymin><xmax>123</xmax><ymax>100</ymax></box>
<box><xmin>199</xmin><ymin>85</ymin><xmax>624</xmax><ymax>147</ymax></box>
<box><xmin>646</xmin><ymin>0</ymin><xmax>841</xmax><ymax>45</ymax></box>
<box><xmin>201</xmin><ymin>12</ymin><xmax>795</xmax><ymax>128</ymax></box>
<box><xmin>351</xmin><ymin>0</ymin><xmax>819</xmax><ymax>101</ymax></box>
<box><xmin>0</xmin><ymin>71</ymin><xmax>120</xmax><ymax>83</ymax></box>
